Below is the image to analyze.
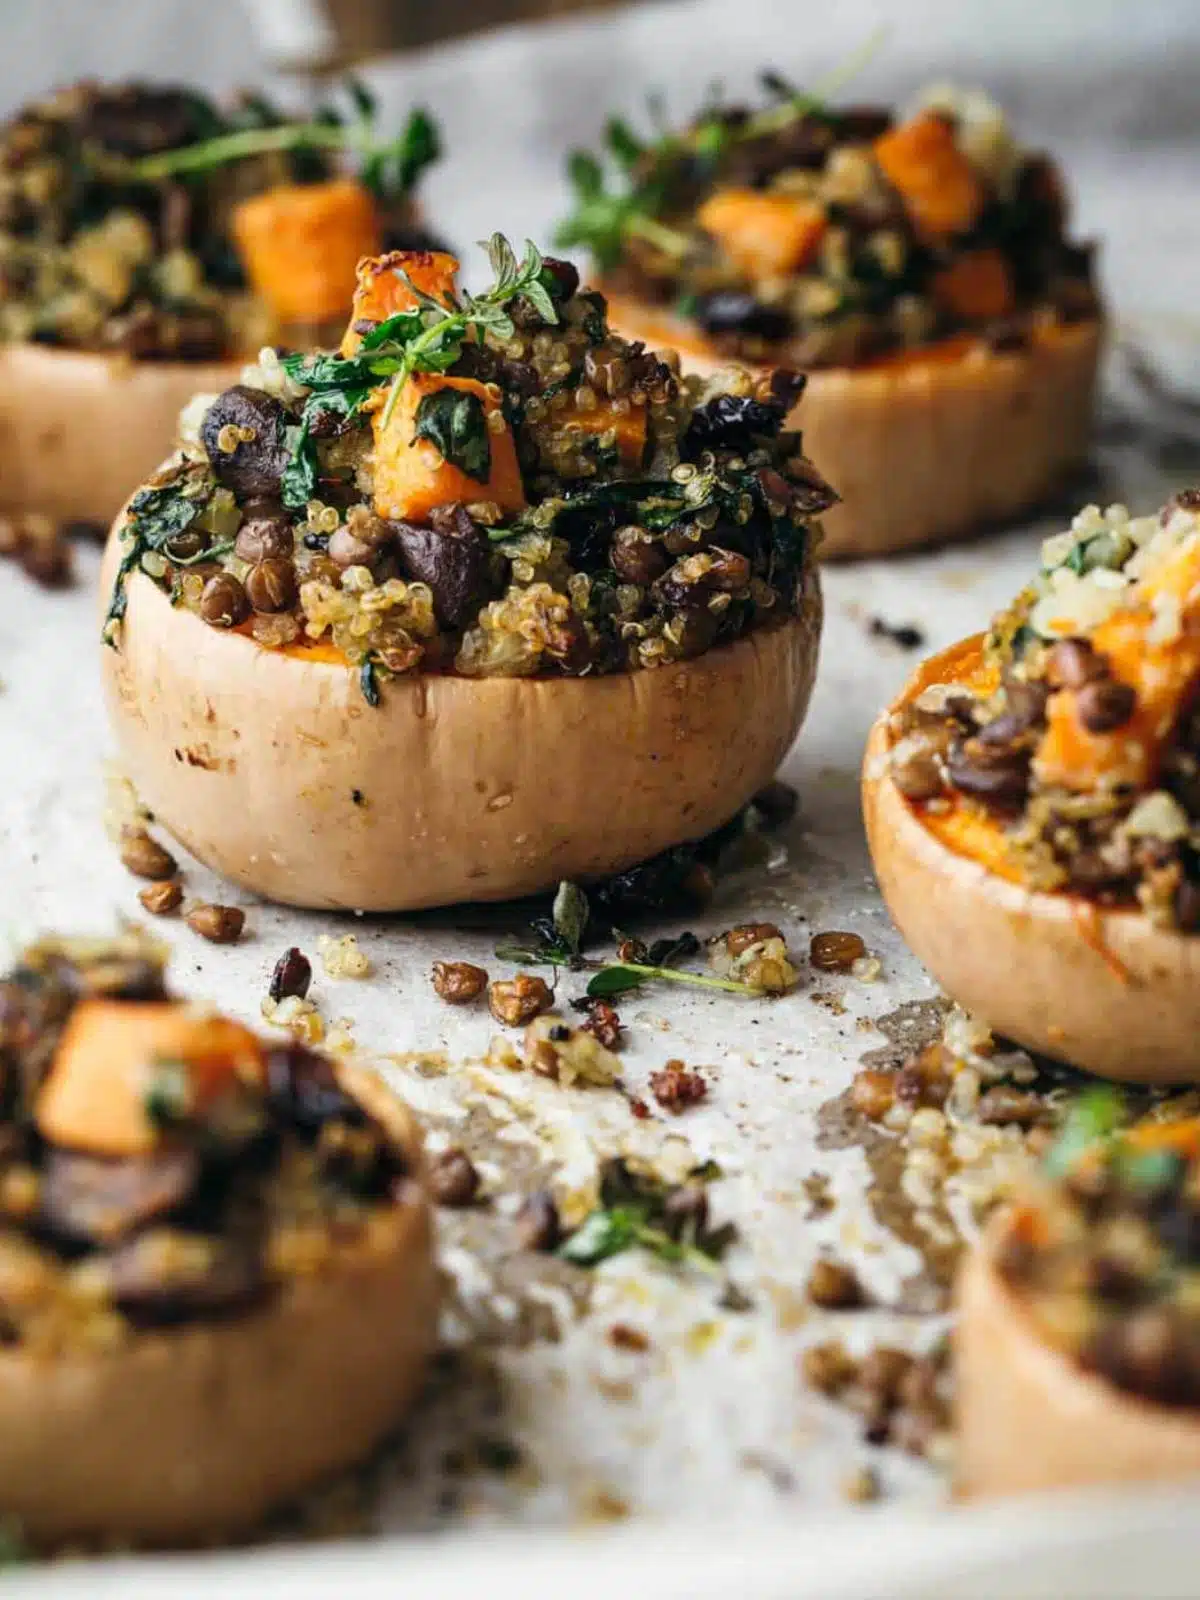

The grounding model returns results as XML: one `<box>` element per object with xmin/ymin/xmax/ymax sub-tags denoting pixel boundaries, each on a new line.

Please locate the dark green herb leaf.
<box><xmin>360</xmin><ymin>655</ymin><xmax>382</xmax><ymax>707</ymax></box>
<box><xmin>414</xmin><ymin>387</ymin><xmax>492</xmax><ymax>479</ymax></box>
<box><xmin>586</xmin><ymin>965</ymin><xmax>647</xmax><ymax>998</ymax></box>
<box><xmin>559</xmin><ymin>1206</ymin><xmax>641</xmax><ymax>1265</ymax></box>
<box><xmin>103</xmin><ymin>480</ymin><xmax>210</xmax><ymax>642</ymax></box>
<box><xmin>347</xmin><ymin>75</ymin><xmax>377</xmax><ymax>120</ymax></box>
<box><xmin>396</xmin><ymin>108</ymin><xmax>441</xmax><ymax>192</ymax></box>
<box><xmin>281</xmin><ymin>419</ymin><xmax>317</xmax><ymax>510</ymax></box>
<box><xmin>606</xmin><ymin>116</ymin><xmax>645</xmax><ymax>169</ymax></box>
<box><xmin>646</xmin><ymin>931</ymin><xmax>701</xmax><ymax>968</ymax></box>
<box><xmin>552</xmin><ymin>880</ymin><xmax>590</xmax><ymax>958</ymax></box>
<box><xmin>493</xmin><ymin>942</ymin><xmax>574</xmax><ymax>967</ymax></box>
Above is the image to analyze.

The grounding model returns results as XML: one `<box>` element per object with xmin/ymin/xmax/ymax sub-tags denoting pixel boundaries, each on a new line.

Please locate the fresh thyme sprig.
<box><xmin>114</xmin><ymin>85</ymin><xmax>440</xmax><ymax>204</ymax></box>
<box><xmin>494</xmin><ymin>878</ymin><xmax>766</xmax><ymax>998</ymax></box>
<box><xmin>376</xmin><ymin>233</ymin><xmax>559</xmax><ymax>427</ymax></box>
<box><xmin>275</xmin><ymin>234</ymin><xmax>560</xmax><ymax>510</ymax></box>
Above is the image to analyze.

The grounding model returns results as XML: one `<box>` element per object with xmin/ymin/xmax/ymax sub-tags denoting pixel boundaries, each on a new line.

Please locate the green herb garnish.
<box><xmin>585</xmin><ymin>961</ymin><xmax>762</xmax><ymax>999</ymax></box>
<box><xmin>120</xmin><ymin>93</ymin><xmax>440</xmax><ymax>205</ymax></box>
<box><xmin>560</xmin><ymin>1160</ymin><xmax>733</xmax><ymax>1271</ymax></box>
<box><xmin>376</xmin><ymin>233</ymin><xmax>559</xmax><ymax>428</ymax></box>
<box><xmin>496</xmin><ymin>880</ymin><xmax>762</xmax><ymax>998</ymax></box>
<box><xmin>413</xmin><ymin>386</ymin><xmax>492</xmax><ymax>479</ymax></box>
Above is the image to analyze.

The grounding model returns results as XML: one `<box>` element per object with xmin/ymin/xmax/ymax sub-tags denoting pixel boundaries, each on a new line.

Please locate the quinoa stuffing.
<box><xmin>103</xmin><ymin>234</ymin><xmax>832</xmax><ymax>696</ymax></box>
<box><xmin>558</xmin><ymin>80</ymin><xmax>1097</xmax><ymax>369</ymax></box>
<box><xmin>995</xmin><ymin>1096</ymin><xmax>1200</xmax><ymax>1408</ymax></box>
<box><xmin>884</xmin><ymin>493</ymin><xmax>1200</xmax><ymax>931</ymax></box>
<box><xmin>0</xmin><ymin>80</ymin><xmax>441</xmax><ymax>357</ymax></box>
<box><xmin>0</xmin><ymin>933</ymin><xmax>418</xmax><ymax>1352</ymax></box>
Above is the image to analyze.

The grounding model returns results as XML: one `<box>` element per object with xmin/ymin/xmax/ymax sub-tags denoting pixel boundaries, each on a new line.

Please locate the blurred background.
<box><xmin>5</xmin><ymin>0</ymin><xmax>1198</xmax><ymax>346</ymax></box>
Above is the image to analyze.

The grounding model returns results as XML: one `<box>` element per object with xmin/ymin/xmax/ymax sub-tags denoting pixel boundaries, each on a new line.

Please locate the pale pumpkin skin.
<box><xmin>956</xmin><ymin>1213</ymin><xmax>1200</xmax><ymax>1499</ymax></box>
<box><xmin>604</xmin><ymin>292</ymin><xmax>1101</xmax><ymax>561</ymax></box>
<box><xmin>862</xmin><ymin>646</ymin><xmax>1200</xmax><ymax>1085</ymax></box>
<box><xmin>100</xmin><ymin>497</ymin><xmax>823</xmax><ymax>911</ymax></box>
<box><xmin>0</xmin><ymin>344</ymin><xmax>244</xmax><ymax>525</ymax></box>
<box><xmin>0</xmin><ymin>1062</ymin><xmax>439</xmax><ymax>1549</ymax></box>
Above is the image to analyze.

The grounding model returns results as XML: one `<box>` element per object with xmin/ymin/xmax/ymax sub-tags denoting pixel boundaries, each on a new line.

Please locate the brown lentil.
<box><xmin>137</xmin><ymin>878</ymin><xmax>183</xmax><ymax>916</ymax></box>
<box><xmin>608</xmin><ymin>1322</ymin><xmax>651</xmax><ymax>1352</ymax></box>
<box><xmin>810</xmin><ymin>931</ymin><xmax>867</xmax><ymax>973</ymax></box>
<box><xmin>801</xmin><ymin>1338</ymin><xmax>857</xmax><ymax>1395</ymax></box>
<box><xmin>118</xmin><ymin>826</ymin><xmax>177</xmax><ymax>881</ymax></box>
<box><xmin>428</xmin><ymin>1147</ymin><xmax>480</xmax><ymax>1208</ymax></box>
<box><xmin>234</xmin><ymin>516</ymin><xmax>293</xmax><ymax>564</ymax></box>
<box><xmin>488</xmin><ymin>974</ymin><xmax>553</xmax><ymax>1027</ymax></box>
<box><xmin>245</xmin><ymin>557</ymin><xmax>297</xmax><ymax>614</ymax></box>
<box><xmin>1046</xmin><ymin>636</ymin><xmax>1106</xmax><ymax>689</ymax></box>
<box><xmin>431</xmin><ymin>961</ymin><xmax>488</xmax><ymax>1004</ymax></box>
<box><xmin>186</xmin><ymin>902</ymin><xmax>245</xmax><ymax>943</ymax></box>
<box><xmin>806</xmin><ymin>1257</ymin><xmax>865</xmax><ymax>1309</ymax></box>
<box><xmin>199</xmin><ymin>572</ymin><xmax>249</xmax><ymax>628</ymax></box>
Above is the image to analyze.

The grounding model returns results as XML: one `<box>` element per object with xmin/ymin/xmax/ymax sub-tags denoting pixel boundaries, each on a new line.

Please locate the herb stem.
<box><xmin>613</xmin><ymin>961</ymin><xmax>764</xmax><ymax>997</ymax></box>
<box><xmin>627</xmin><ymin>214</ymin><xmax>691</xmax><ymax>257</ymax></box>
<box><xmin>125</xmin><ymin>122</ymin><xmax>375</xmax><ymax>180</ymax></box>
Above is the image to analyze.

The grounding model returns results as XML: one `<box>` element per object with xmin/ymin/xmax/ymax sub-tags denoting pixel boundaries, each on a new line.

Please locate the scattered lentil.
<box><xmin>428</xmin><ymin>1148</ymin><xmax>481</xmax><ymax>1208</ymax></box>
<box><xmin>489</xmin><ymin>974</ymin><xmax>553</xmax><ymax>1027</ymax></box>
<box><xmin>432</xmin><ymin>961</ymin><xmax>488</xmax><ymax>1004</ymax></box>
<box><xmin>118</xmin><ymin>826</ymin><xmax>177</xmax><ymax>881</ymax></box>
<box><xmin>137</xmin><ymin>879</ymin><xmax>183</xmax><ymax>916</ymax></box>
<box><xmin>186</xmin><ymin>903</ymin><xmax>245</xmax><ymax>943</ymax></box>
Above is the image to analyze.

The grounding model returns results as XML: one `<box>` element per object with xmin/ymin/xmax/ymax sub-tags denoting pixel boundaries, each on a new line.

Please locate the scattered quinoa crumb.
<box><xmin>841</xmin><ymin>1464</ymin><xmax>881</xmax><ymax>1503</ymax></box>
<box><xmin>317</xmin><ymin>933</ymin><xmax>371</xmax><ymax>979</ymax></box>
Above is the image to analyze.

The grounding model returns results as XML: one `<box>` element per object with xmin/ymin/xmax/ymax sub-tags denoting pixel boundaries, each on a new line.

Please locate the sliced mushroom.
<box><xmin>39</xmin><ymin>1149</ymin><xmax>199</xmax><ymax>1246</ymax></box>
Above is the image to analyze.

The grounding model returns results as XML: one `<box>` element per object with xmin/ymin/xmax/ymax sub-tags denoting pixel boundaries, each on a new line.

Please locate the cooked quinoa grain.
<box><xmin>559</xmin><ymin>83</ymin><xmax>1097</xmax><ymax>370</ymax></box>
<box><xmin>887</xmin><ymin>494</ymin><xmax>1200</xmax><ymax>930</ymax></box>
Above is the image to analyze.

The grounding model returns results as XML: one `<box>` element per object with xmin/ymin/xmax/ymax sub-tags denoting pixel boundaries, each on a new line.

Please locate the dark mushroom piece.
<box><xmin>391</xmin><ymin>504</ymin><xmax>491</xmax><ymax>629</ymax></box>
<box><xmin>201</xmin><ymin>386</ymin><xmax>292</xmax><ymax>502</ymax></box>
<box><xmin>39</xmin><ymin>1149</ymin><xmax>200</xmax><ymax>1247</ymax></box>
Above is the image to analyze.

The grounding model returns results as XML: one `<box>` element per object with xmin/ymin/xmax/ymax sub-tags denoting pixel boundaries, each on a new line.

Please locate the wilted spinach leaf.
<box><xmin>414</xmin><ymin>387</ymin><xmax>492</xmax><ymax>479</ymax></box>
